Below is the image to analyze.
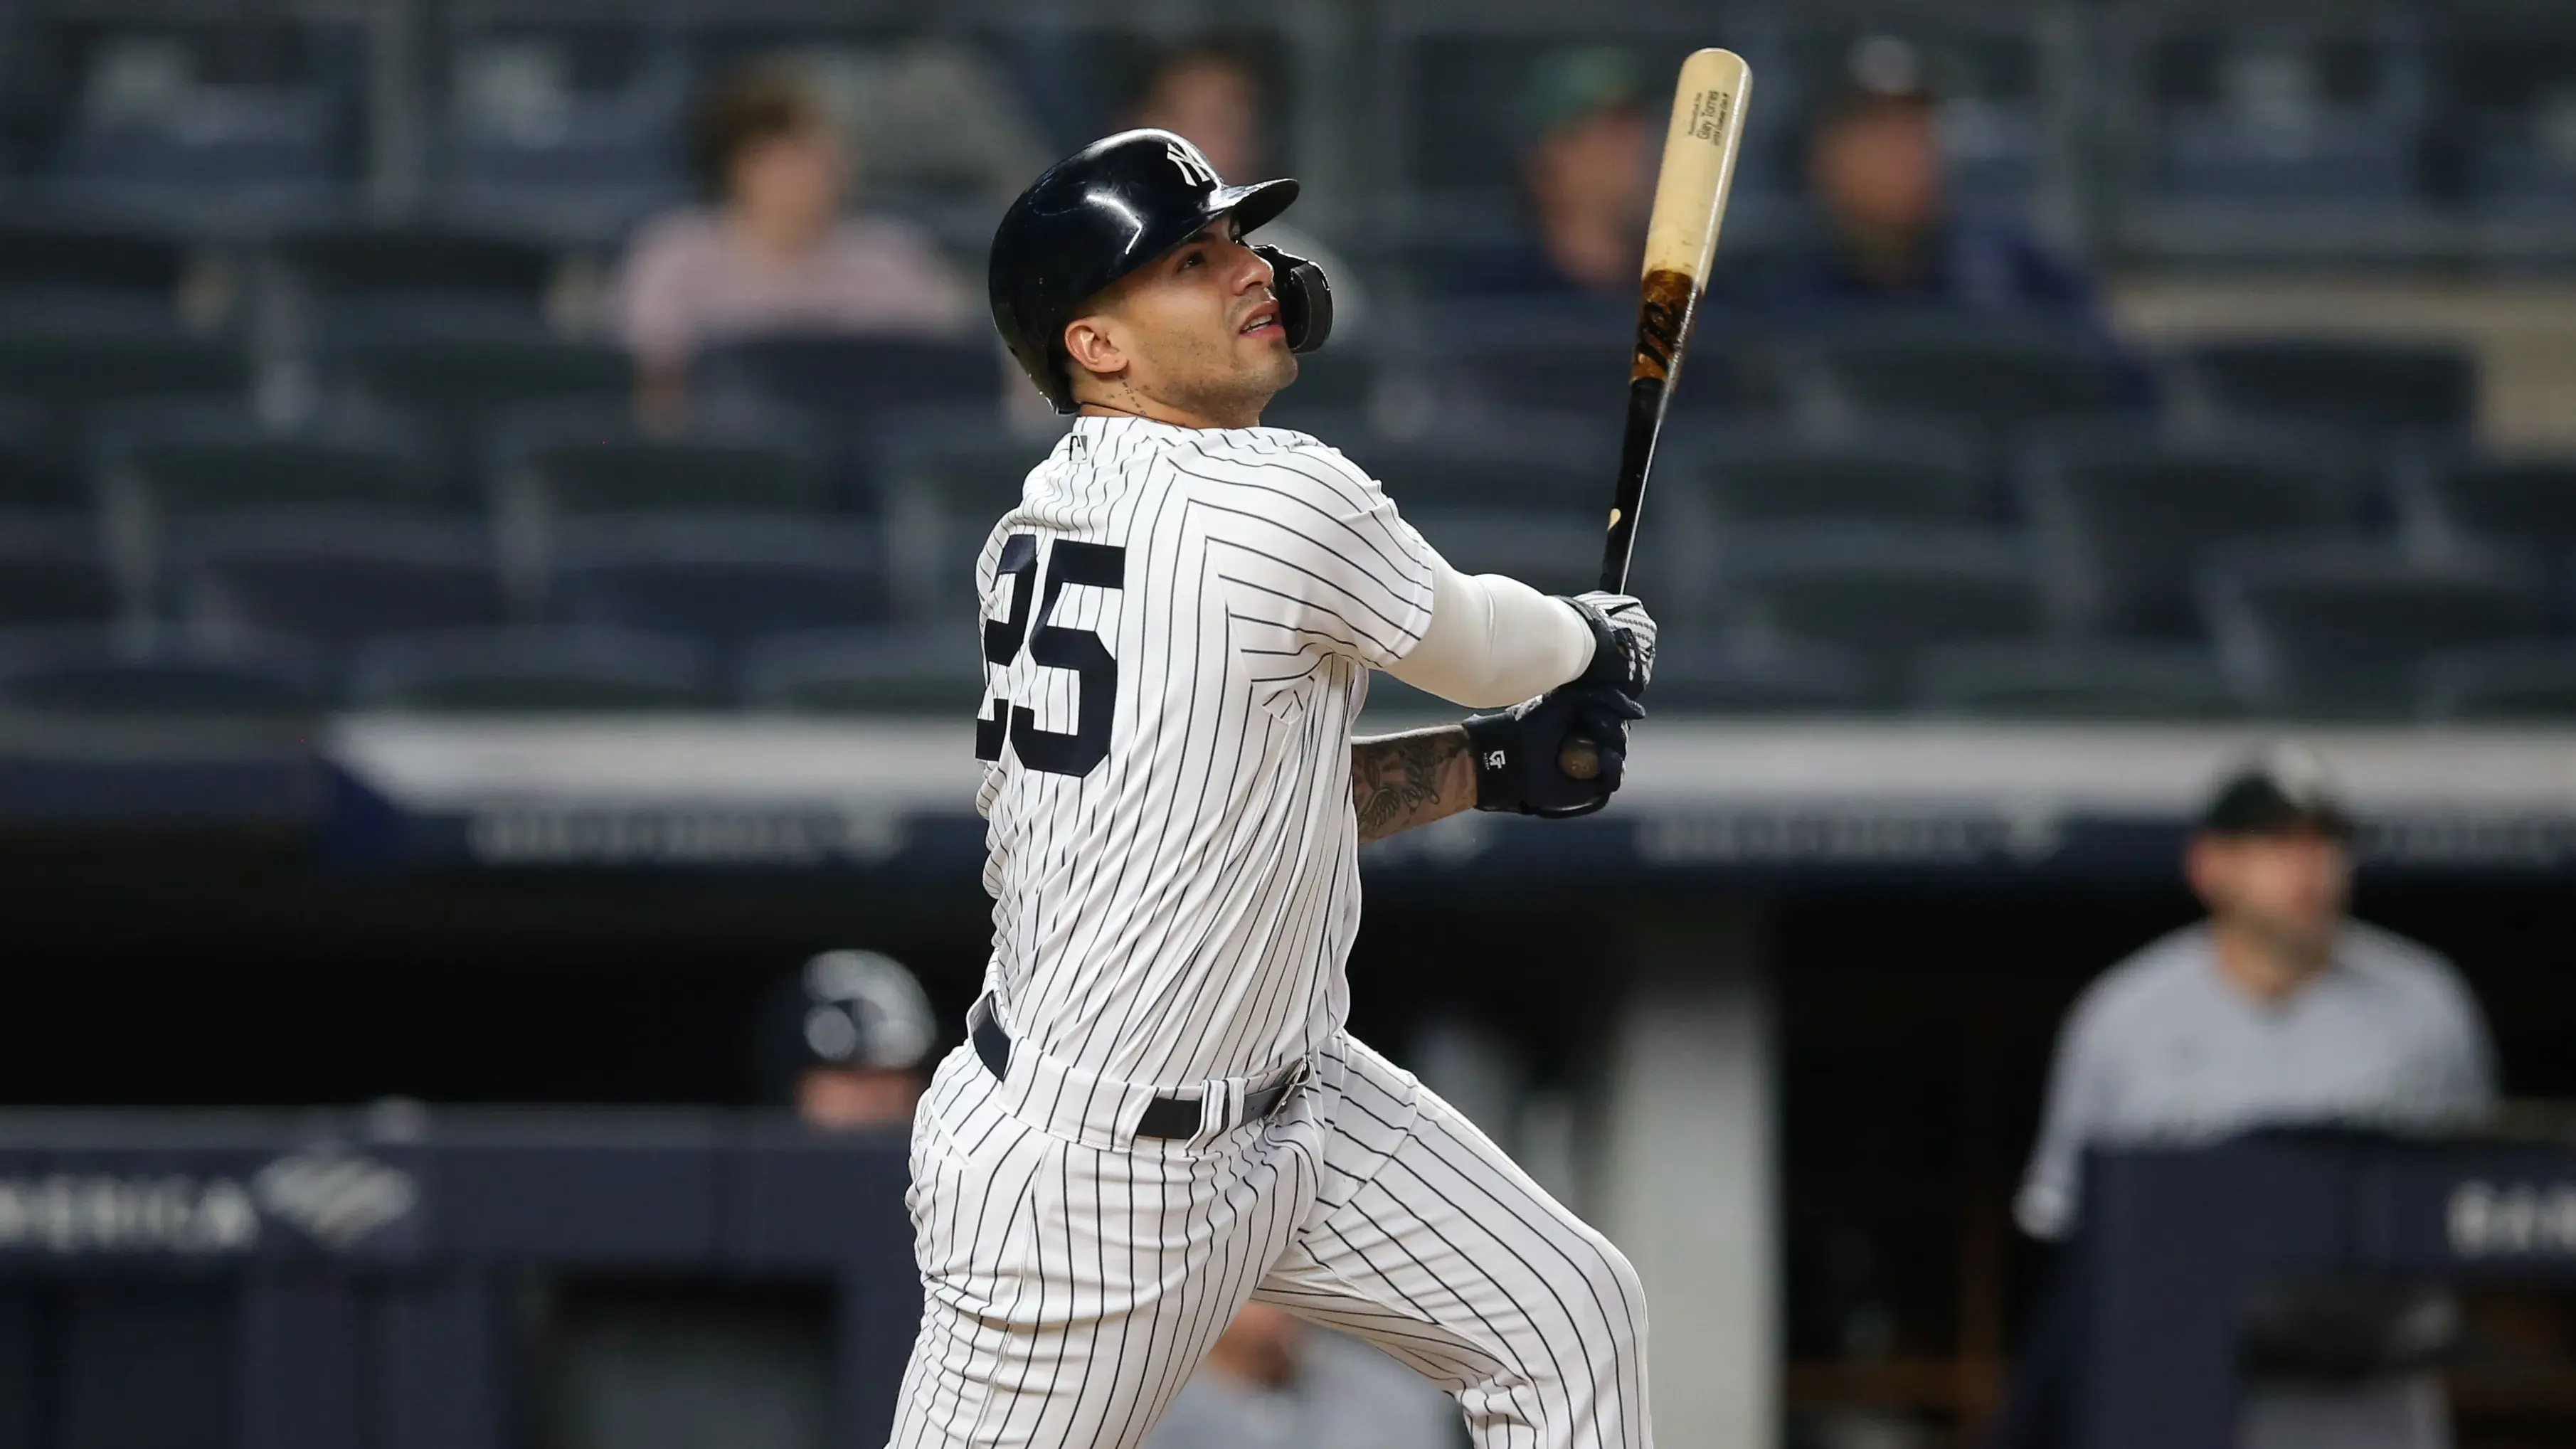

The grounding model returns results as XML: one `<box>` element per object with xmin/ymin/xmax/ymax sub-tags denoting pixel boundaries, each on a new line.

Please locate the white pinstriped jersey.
<box><xmin>972</xmin><ymin>415</ymin><xmax>1437</xmax><ymax>1089</ymax></box>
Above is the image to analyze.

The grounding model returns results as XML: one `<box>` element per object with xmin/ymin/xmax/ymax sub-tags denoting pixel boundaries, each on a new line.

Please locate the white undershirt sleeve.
<box><xmin>1382</xmin><ymin>553</ymin><xmax>1596</xmax><ymax>708</ymax></box>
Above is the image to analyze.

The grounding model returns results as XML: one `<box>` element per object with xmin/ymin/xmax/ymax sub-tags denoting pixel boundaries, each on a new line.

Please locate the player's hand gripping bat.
<box><xmin>1562</xmin><ymin>48</ymin><xmax>1751</xmax><ymax>782</ymax></box>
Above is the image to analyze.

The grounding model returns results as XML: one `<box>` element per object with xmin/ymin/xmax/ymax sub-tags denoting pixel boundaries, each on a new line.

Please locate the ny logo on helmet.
<box><xmin>1165</xmin><ymin>139</ymin><xmax>1219</xmax><ymax>189</ymax></box>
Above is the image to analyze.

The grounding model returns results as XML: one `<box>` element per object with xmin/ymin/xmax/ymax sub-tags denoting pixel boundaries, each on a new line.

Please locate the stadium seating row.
<box><xmin>9</xmin><ymin>606</ymin><xmax>2576</xmax><ymax>722</ymax></box>
<box><xmin>0</xmin><ymin>213</ymin><xmax>2489</xmax><ymax>436</ymax></box>
<box><xmin>7</xmin><ymin>10</ymin><xmax>2575</xmax><ymax>240</ymax></box>
<box><xmin>12</xmin><ymin>400</ymin><xmax>2575</xmax><ymax>628</ymax></box>
<box><xmin>6</xmin><ymin>501</ymin><xmax>2576</xmax><ymax>721</ymax></box>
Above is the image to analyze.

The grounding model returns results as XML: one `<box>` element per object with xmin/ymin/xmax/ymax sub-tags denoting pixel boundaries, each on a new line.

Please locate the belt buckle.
<box><xmin>1259</xmin><ymin>1057</ymin><xmax>1313</xmax><ymax>1118</ymax></box>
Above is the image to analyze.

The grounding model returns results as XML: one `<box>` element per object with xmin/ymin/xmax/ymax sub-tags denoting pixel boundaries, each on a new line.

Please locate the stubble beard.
<box><xmin>1164</xmin><ymin>344</ymin><xmax>1297</xmax><ymax>425</ymax></box>
<box><xmin>2230</xmin><ymin>901</ymin><xmax>2340</xmax><ymax>978</ymax></box>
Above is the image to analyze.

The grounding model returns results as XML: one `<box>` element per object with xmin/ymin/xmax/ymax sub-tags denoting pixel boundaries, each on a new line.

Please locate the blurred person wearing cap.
<box><xmin>1143</xmin><ymin>1302</ymin><xmax>1463</xmax><ymax>1449</ymax></box>
<box><xmin>1774</xmin><ymin>36</ymin><xmax>2101</xmax><ymax>325</ymax></box>
<box><xmin>1449</xmin><ymin>48</ymin><xmax>1655</xmax><ymax>299</ymax></box>
<box><xmin>613</xmin><ymin>66</ymin><xmax>975</xmax><ymax>423</ymax></box>
<box><xmin>1995</xmin><ymin>747</ymin><xmax>2496</xmax><ymax>1449</ymax></box>
<box><xmin>1125</xmin><ymin>45</ymin><xmax>1371</xmax><ymax>341</ymax></box>
<box><xmin>544</xmin><ymin>950</ymin><xmax>940</xmax><ymax>1449</ymax></box>
<box><xmin>758</xmin><ymin>948</ymin><xmax>938</xmax><ymax>1129</ymax></box>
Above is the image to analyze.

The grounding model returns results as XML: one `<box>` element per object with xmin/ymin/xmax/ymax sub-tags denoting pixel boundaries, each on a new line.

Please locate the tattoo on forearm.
<box><xmin>1350</xmin><ymin>727</ymin><xmax>1475</xmax><ymax>844</ymax></box>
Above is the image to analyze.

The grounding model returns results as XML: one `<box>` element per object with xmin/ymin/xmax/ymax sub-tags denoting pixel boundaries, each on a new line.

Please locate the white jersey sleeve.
<box><xmin>1174</xmin><ymin>437</ymin><xmax>1437</xmax><ymax>670</ymax></box>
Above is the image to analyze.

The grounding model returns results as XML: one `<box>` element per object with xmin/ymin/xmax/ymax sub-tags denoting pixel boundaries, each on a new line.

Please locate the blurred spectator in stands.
<box><xmin>1991</xmin><ymin>747</ymin><xmax>2495</xmax><ymax>1449</ymax></box>
<box><xmin>1451</xmin><ymin>48</ymin><xmax>1655</xmax><ymax>298</ymax></box>
<box><xmin>613</xmin><ymin>68</ymin><xmax>973</xmax><ymax>423</ymax></box>
<box><xmin>1775</xmin><ymin>36</ymin><xmax>2100</xmax><ymax>326</ymax></box>
<box><xmin>1127</xmin><ymin>45</ymin><xmax>1369</xmax><ymax>339</ymax></box>
<box><xmin>1143</xmin><ymin>1302</ymin><xmax>1461</xmax><ymax>1449</ymax></box>
<box><xmin>758</xmin><ymin>948</ymin><xmax>938</xmax><ymax>1128</ymax></box>
<box><xmin>550</xmin><ymin>950</ymin><xmax>935</xmax><ymax>1446</ymax></box>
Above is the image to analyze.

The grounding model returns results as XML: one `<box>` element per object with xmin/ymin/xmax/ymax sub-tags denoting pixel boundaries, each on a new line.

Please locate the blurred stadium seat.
<box><xmin>875</xmin><ymin>415</ymin><xmax>1059</xmax><ymax>527</ymax></box>
<box><xmin>871</xmin><ymin>416</ymin><xmax>1058</xmax><ymax>612</ymax></box>
<box><xmin>173</xmin><ymin>513</ymin><xmax>507</xmax><ymax>654</ymax></box>
<box><xmin>2408</xmin><ymin>451</ymin><xmax>2576</xmax><ymax>553</ymax></box>
<box><xmin>1337</xmin><ymin>425</ymin><xmax>1606</xmax><ymax>516</ymax></box>
<box><xmin>105</xmin><ymin>411</ymin><xmax>443</xmax><ymax>531</ymax></box>
<box><xmin>691</xmin><ymin>334</ymin><xmax>1004</xmax><ymax>434</ymax></box>
<box><xmin>2136</xmin><ymin>29</ymin><xmax>2427</xmax><ymax>210</ymax></box>
<box><xmin>0</xmin><ymin>222</ymin><xmax>193</xmax><ymax>322</ymax></box>
<box><xmin>434</xmin><ymin>23</ymin><xmax>689</xmax><ymax>232</ymax></box>
<box><xmin>1647</xmin><ymin>639</ymin><xmax>1872</xmax><ymax>713</ymax></box>
<box><xmin>2202</xmin><ymin>539</ymin><xmax>2558</xmax><ymax>715</ymax></box>
<box><xmin>2417</xmin><ymin>642</ymin><xmax>2576</xmax><ymax>720</ymax></box>
<box><xmin>1912</xmin><ymin>640</ymin><xmax>2245</xmax><ymax>719</ymax></box>
<box><xmin>1682</xmin><ymin>422</ymin><xmax>1992</xmax><ymax>526</ymax></box>
<box><xmin>2444</xmin><ymin>28</ymin><xmax>2576</xmax><ymax>213</ymax></box>
<box><xmin>2018</xmin><ymin>422</ymin><xmax>2368</xmax><ymax>637</ymax></box>
<box><xmin>349</xmin><ymin>626</ymin><xmax>714</xmax><ymax>712</ymax></box>
<box><xmin>1422</xmin><ymin>298</ymin><xmax>1660</xmax><ymax>425</ymax></box>
<box><xmin>2177</xmin><ymin>338</ymin><xmax>2476</xmax><ymax>437</ymax></box>
<box><xmin>1790</xmin><ymin>319</ymin><xmax>2140</xmax><ymax>437</ymax></box>
<box><xmin>1717</xmin><ymin>521</ymin><xmax>2047</xmax><ymax>696</ymax></box>
<box><xmin>0</xmin><ymin>625</ymin><xmax>325</xmax><ymax>718</ymax></box>
<box><xmin>272</xmin><ymin>224</ymin><xmax>563</xmax><ymax>339</ymax></box>
<box><xmin>0</xmin><ymin>327</ymin><xmax>250</xmax><ymax>440</ymax></box>
<box><xmin>547</xmin><ymin>519</ymin><xmax>889</xmax><ymax>652</ymax></box>
<box><xmin>0</xmin><ymin>519</ymin><xmax>122</xmax><ymax>630</ymax></box>
<box><xmin>330</xmin><ymin>331</ymin><xmax>632</xmax><ymax>483</ymax></box>
<box><xmin>36</xmin><ymin>23</ymin><xmax>353</xmax><ymax>221</ymax></box>
<box><xmin>336</xmin><ymin>332</ymin><xmax>632</xmax><ymax>415</ymax></box>
<box><xmin>492</xmin><ymin>408</ymin><xmax>836</xmax><ymax>522</ymax></box>
<box><xmin>741</xmin><ymin>625</ymin><xmax>984</xmax><ymax>714</ymax></box>
<box><xmin>0</xmin><ymin>400</ymin><xmax>81</xmax><ymax>511</ymax></box>
<box><xmin>2158</xmin><ymin>105</ymin><xmax>2421</xmax><ymax>207</ymax></box>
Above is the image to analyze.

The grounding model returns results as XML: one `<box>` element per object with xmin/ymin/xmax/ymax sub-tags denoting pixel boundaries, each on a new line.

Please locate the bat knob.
<box><xmin>1559</xmin><ymin>738</ymin><xmax>1602</xmax><ymax>781</ymax></box>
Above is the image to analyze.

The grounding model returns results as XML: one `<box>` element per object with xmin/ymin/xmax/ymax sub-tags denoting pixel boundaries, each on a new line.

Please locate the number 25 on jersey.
<box><xmin>977</xmin><ymin>533</ymin><xmax>1126</xmax><ymax>778</ymax></box>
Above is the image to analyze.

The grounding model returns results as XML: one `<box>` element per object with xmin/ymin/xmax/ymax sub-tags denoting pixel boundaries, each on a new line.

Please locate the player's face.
<box><xmin>1066</xmin><ymin>216</ymin><xmax>1297</xmax><ymax>424</ymax></box>
<box><xmin>796</xmin><ymin>1066</ymin><xmax>923</xmax><ymax>1130</ymax></box>
<box><xmin>1813</xmin><ymin>103</ymin><xmax>1942</xmax><ymax>234</ymax></box>
<box><xmin>2189</xmin><ymin>828</ymin><xmax>2350</xmax><ymax>961</ymax></box>
<box><xmin>730</xmin><ymin>122</ymin><xmax>849</xmax><ymax>238</ymax></box>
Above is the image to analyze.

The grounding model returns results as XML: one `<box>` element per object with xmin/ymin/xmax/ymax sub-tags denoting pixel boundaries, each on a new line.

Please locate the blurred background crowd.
<box><xmin>1</xmin><ymin>0</ymin><xmax>2575</xmax><ymax>719</ymax></box>
<box><xmin>4</xmin><ymin>2</ymin><xmax>2576</xmax><ymax>1449</ymax></box>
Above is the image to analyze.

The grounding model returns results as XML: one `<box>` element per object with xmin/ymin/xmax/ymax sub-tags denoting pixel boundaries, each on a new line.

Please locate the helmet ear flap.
<box><xmin>1251</xmin><ymin>243</ymin><xmax>1333</xmax><ymax>355</ymax></box>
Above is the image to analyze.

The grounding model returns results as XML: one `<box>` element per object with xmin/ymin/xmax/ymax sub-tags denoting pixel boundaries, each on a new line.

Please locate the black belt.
<box><xmin>972</xmin><ymin>1008</ymin><xmax>1302</xmax><ymax>1140</ymax></box>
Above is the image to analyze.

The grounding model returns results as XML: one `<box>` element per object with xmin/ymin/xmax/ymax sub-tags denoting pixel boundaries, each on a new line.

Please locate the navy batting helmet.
<box><xmin>989</xmin><ymin>128</ymin><xmax>1332</xmax><ymax>413</ymax></box>
<box><xmin>753</xmin><ymin>949</ymin><xmax>938</xmax><ymax>1103</ymax></box>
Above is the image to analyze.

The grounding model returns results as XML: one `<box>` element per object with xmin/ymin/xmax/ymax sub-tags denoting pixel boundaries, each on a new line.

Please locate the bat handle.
<box><xmin>1559</xmin><ymin>736</ymin><xmax>1602</xmax><ymax>781</ymax></box>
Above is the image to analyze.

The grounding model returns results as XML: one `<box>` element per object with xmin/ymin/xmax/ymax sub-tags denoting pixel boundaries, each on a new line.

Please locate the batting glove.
<box><xmin>1563</xmin><ymin>593</ymin><xmax>1657</xmax><ymax>700</ymax></box>
<box><xmin>1463</xmin><ymin>681</ymin><xmax>1645</xmax><ymax>819</ymax></box>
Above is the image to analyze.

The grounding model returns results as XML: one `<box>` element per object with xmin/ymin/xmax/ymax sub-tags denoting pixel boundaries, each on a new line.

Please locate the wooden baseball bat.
<box><xmin>1563</xmin><ymin>47</ymin><xmax>1751</xmax><ymax>782</ymax></box>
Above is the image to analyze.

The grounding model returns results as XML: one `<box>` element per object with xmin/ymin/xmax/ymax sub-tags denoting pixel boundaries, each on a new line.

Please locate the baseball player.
<box><xmin>887</xmin><ymin>129</ymin><xmax>1658</xmax><ymax>1449</ymax></box>
<box><xmin>1998</xmin><ymin>750</ymin><xmax>2495</xmax><ymax>1449</ymax></box>
<box><xmin>756</xmin><ymin>949</ymin><xmax>941</xmax><ymax>1130</ymax></box>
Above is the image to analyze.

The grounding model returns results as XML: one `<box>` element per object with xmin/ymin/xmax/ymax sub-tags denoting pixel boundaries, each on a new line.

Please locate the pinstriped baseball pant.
<box><xmin>886</xmin><ymin>1031</ymin><xmax>1653</xmax><ymax>1449</ymax></box>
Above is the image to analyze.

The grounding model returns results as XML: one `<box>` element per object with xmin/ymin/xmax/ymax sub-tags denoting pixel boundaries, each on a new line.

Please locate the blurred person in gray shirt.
<box><xmin>2007</xmin><ymin>748</ymin><xmax>2496</xmax><ymax>1449</ymax></box>
<box><xmin>1144</xmin><ymin>1302</ymin><xmax>1463</xmax><ymax>1449</ymax></box>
